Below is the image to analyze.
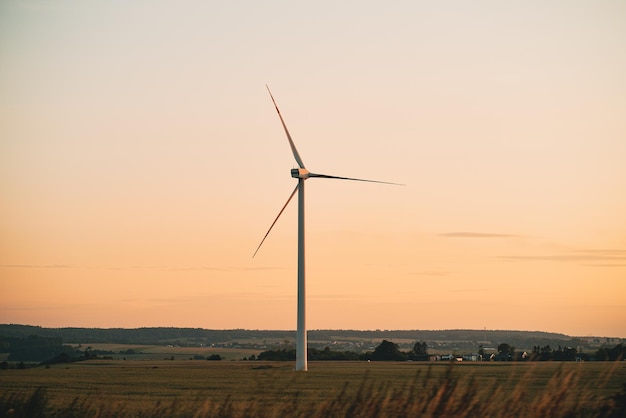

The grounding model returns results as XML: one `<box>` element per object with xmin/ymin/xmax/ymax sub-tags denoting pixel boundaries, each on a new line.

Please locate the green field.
<box><xmin>1</xmin><ymin>360</ymin><xmax>625</xmax><ymax>417</ymax></box>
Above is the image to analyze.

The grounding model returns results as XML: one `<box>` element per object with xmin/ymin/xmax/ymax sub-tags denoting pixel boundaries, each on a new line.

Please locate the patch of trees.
<box><xmin>257</xmin><ymin>347</ymin><xmax>361</xmax><ymax>361</ymax></box>
<box><xmin>189</xmin><ymin>354</ymin><xmax>222</xmax><ymax>360</ymax></box>
<box><xmin>257</xmin><ymin>340</ymin><xmax>429</xmax><ymax>362</ymax></box>
<box><xmin>529</xmin><ymin>345</ymin><xmax>578</xmax><ymax>361</ymax></box>
<box><xmin>494</xmin><ymin>343</ymin><xmax>516</xmax><ymax>361</ymax></box>
<box><xmin>0</xmin><ymin>335</ymin><xmax>113</xmax><ymax>364</ymax></box>
<box><xmin>0</xmin><ymin>360</ymin><xmax>28</xmax><ymax>370</ymax></box>
<box><xmin>409</xmin><ymin>341</ymin><xmax>430</xmax><ymax>361</ymax></box>
<box><xmin>493</xmin><ymin>343</ymin><xmax>577</xmax><ymax>361</ymax></box>
<box><xmin>258</xmin><ymin>348</ymin><xmax>295</xmax><ymax>361</ymax></box>
<box><xmin>497</xmin><ymin>343</ymin><xmax>625</xmax><ymax>362</ymax></box>
<box><xmin>361</xmin><ymin>340</ymin><xmax>430</xmax><ymax>361</ymax></box>
<box><xmin>1</xmin><ymin>335</ymin><xmax>79</xmax><ymax>362</ymax></box>
<box><xmin>309</xmin><ymin>347</ymin><xmax>361</xmax><ymax>361</ymax></box>
<box><xmin>367</xmin><ymin>340</ymin><xmax>407</xmax><ymax>361</ymax></box>
<box><xmin>595</xmin><ymin>344</ymin><xmax>626</xmax><ymax>361</ymax></box>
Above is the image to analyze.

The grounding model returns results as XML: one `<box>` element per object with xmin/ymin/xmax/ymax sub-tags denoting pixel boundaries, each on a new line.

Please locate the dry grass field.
<box><xmin>1</xmin><ymin>360</ymin><xmax>625</xmax><ymax>417</ymax></box>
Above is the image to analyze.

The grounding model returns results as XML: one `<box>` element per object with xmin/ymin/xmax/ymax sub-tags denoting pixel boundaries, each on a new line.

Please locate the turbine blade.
<box><xmin>266</xmin><ymin>85</ymin><xmax>306</xmax><ymax>169</ymax></box>
<box><xmin>308</xmin><ymin>172</ymin><xmax>405</xmax><ymax>186</ymax></box>
<box><xmin>253</xmin><ymin>184</ymin><xmax>300</xmax><ymax>258</ymax></box>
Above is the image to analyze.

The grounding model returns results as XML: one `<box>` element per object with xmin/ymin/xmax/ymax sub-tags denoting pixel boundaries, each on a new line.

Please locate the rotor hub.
<box><xmin>291</xmin><ymin>168</ymin><xmax>310</xmax><ymax>179</ymax></box>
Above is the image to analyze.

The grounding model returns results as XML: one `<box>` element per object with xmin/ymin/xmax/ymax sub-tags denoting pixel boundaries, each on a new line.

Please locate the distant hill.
<box><xmin>1</xmin><ymin>324</ymin><xmax>620</xmax><ymax>353</ymax></box>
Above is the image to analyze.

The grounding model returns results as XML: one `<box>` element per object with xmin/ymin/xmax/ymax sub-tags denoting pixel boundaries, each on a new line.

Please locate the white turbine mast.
<box><xmin>253</xmin><ymin>85</ymin><xmax>402</xmax><ymax>371</ymax></box>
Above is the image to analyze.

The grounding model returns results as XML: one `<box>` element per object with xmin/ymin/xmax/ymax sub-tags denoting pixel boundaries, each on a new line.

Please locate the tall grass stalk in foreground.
<box><xmin>2</xmin><ymin>364</ymin><xmax>625</xmax><ymax>417</ymax></box>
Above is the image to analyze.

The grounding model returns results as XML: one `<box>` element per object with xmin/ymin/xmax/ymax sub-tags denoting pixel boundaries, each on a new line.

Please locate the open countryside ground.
<box><xmin>1</xmin><ymin>360</ymin><xmax>625</xmax><ymax>417</ymax></box>
<box><xmin>74</xmin><ymin>343</ymin><xmax>261</xmax><ymax>361</ymax></box>
<box><xmin>71</xmin><ymin>341</ymin><xmax>531</xmax><ymax>359</ymax></box>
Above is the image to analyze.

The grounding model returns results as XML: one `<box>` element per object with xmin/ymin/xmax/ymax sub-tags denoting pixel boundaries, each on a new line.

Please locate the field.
<box><xmin>71</xmin><ymin>343</ymin><xmax>261</xmax><ymax>361</ymax></box>
<box><xmin>1</xmin><ymin>360</ymin><xmax>625</xmax><ymax>417</ymax></box>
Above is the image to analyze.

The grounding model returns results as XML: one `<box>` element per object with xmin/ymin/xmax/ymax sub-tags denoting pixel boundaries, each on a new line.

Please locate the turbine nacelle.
<box><xmin>291</xmin><ymin>168</ymin><xmax>310</xmax><ymax>179</ymax></box>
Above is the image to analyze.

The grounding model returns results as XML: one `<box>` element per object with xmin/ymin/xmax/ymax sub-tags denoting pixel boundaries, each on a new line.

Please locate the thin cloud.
<box><xmin>573</xmin><ymin>249</ymin><xmax>626</xmax><ymax>256</ymax></box>
<box><xmin>238</xmin><ymin>266</ymin><xmax>286</xmax><ymax>271</ymax></box>
<box><xmin>171</xmin><ymin>266</ymin><xmax>285</xmax><ymax>272</ymax></box>
<box><xmin>448</xmin><ymin>288</ymin><xmax>494</xmax><ymax>293</ymax></box>
<box><xmin>1</xmin><ymin>264</ymin><xmax>285</xmax><ymax>272</ymax></box>
<box><xmin>439</xmin><ymin>232</ymin><xmax>519</xmax><ymax>238</ymax></box>
<box><xmin>310</xmin><ymin>294</ymin><xmax>355</xmax><ymax>301</ymax></box>
<box><xmin>0</xmin><ymin>264</ymin><xmax>72</xmax><ymax>269</ymax></box>
<box><xmin>169</xmin><ymin>266</ymin><xmax>229</xmax><ymax>272</ymax></box>
<box><xmin>409</xmin><ymin>271</ymin><xmax>451</xmax><ymax>277</ymax></box>
<box><xmin>585</xmin><ymin>264</ymin><xmax>626</xmax><ymax>268</ymax></box>
<box><xmin>105</xmin><ymin>265</ymin><xmax>170</xmax><ymax>271</ymax></box>
<box><xmin>498</xmin><ymin>249</ymin><xmax>626</xmax><ymax>263</ymax></box>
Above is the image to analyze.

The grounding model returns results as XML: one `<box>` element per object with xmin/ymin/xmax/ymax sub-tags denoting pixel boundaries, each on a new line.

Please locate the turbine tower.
<box><xmin>254</xmin><ymin>86</ymin><xmax>402</xmax><ymax>371</ymax></box>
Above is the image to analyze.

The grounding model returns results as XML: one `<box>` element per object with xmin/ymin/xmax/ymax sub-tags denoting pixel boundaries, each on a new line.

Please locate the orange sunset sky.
<box><xmin>1</xmin><ymin>1</ymin><xmax>625</xmax><ymax>338</ymax></box>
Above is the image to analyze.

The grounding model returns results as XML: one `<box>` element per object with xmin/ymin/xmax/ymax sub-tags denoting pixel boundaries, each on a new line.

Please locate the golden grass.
<box><xmin>1</xmin><ymin>360</ymin><xmax>625</xmax><ymax>417</ymax></box>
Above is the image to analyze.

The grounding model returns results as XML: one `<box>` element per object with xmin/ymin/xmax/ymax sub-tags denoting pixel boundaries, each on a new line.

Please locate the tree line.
<box><xmin>257</xmin><ymin>340</ymin><xmax>626</xmax><ymax>362</ymax></box>
<box><xmin>0</xmin><ymin>324</ymin><xmax>581</xmax><ymax>349</ymax></box>
<box><xmin>493</xmin><ymin>343</ymin><xmax>626</xmax><ymax>362</ymax></box>
<box><xmin>256</xmin><ymin>340</ymin><xmax>428</xmax><ymax>362</ymax></box>
<box><xmin>2</xmin><ymin>333</ymin><xmax>625</xmax><ymax>364</ymax></box>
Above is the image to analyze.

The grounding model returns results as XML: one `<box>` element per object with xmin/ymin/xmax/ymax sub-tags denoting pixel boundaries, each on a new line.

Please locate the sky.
<box><xmin>1</xmin><ymin>0</ymin><xmax>625</xmax><ymax>338</ymax></box>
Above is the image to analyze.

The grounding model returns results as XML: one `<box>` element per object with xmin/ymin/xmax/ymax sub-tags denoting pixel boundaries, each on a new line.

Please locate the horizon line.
<box><xmin>2</xmin><ymin>323</ymin><xmax>623</xmax><ymax>339</ymax></box>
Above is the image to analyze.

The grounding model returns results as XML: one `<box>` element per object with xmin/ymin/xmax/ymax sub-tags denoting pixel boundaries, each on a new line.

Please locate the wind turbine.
<box><xmin>254</xmin><ymin>86</ymin><xmax>402</xmax><ymax>371</ymax></box>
